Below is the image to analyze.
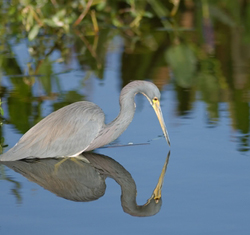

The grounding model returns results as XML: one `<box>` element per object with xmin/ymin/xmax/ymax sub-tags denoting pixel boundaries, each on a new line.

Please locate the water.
<box><xmin>0</xmin><ymin>26</ymin><xmax>250</xmax><ymax>235</ymax></box>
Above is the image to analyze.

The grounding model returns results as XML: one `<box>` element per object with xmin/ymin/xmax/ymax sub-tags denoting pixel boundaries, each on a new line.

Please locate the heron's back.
<box><xmin>0</xmin><ymin>101</ymin><xmax>105</xmax><ymax>161</ymax></box>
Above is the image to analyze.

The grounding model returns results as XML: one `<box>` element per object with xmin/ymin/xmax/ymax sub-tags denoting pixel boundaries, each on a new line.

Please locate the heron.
<box><xmin>0</xmin><ymin>80</ymin><xmax>170</xmax><ymax>161</ymax></box>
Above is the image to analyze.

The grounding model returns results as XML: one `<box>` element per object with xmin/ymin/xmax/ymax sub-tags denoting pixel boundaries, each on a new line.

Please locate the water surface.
<box><xmin>1</xmin><ymin>3</ymin><xmax>250</xmax><ymax>234</ymax></box>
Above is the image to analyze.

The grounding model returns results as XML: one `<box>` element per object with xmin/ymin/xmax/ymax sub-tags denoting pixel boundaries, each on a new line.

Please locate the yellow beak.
<box><xmin>153</xmin><ymin>151</ymin><xmax>170</xmax><ymax>202</ymax></box>
<box><xmin>152</xmin><ymin>100</ymin><xmax>170</xmax><ymax>146</ymax></box>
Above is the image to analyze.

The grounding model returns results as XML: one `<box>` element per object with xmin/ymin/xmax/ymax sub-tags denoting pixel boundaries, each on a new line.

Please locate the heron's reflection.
<box><xmin>2</xmin><ymin>151</ymin><xmax>170</xmax><ymax>217</ymax></box>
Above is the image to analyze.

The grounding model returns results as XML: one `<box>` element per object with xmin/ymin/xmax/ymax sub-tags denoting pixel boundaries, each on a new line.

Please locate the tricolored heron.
<box><xmin>0</xmin><ymin>80</ymin><xmax>170</xmax><ymax>161</ymax></box>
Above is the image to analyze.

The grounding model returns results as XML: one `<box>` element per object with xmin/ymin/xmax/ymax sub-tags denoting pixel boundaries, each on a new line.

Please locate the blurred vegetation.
<box><xmin>0</xmin><ymin>164</ymin><xmax>22</xmax><ymax>203</ymax></box>
<box><xmin>0</xmin><ymin>101</ymin><xmax>4</xmax><ymax>155</ymax></box>
<box><xmin>0</xmin><ymin>0</ymin><xmax>250</xmax><ymax>152</ymax></box>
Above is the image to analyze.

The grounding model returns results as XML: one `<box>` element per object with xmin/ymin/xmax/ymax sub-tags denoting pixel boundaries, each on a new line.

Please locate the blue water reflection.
<box><xmin>2</xmin><ymin>152</ymin><xmax>170</xmax><ymax>217</ymax></box>
<box><xmin>0</xmin><ymin>28</ymin><xmax>250</xmax><ymax>235</ymax></box>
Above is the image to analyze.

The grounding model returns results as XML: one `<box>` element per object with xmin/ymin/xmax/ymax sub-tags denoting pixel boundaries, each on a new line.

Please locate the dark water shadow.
<box><xmin>1</xmin><ymin>151</ymin><xmax>170</xmax><ymax>217</ymax></box>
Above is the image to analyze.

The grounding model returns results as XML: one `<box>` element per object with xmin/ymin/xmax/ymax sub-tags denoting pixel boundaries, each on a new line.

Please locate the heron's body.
<box><xmin>0</xmin><ymin>81</ymin><xmax>170</xmax><ymax>161</ymax></box>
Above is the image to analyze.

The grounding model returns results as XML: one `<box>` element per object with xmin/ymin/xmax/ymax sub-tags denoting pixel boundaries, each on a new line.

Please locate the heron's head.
<box><xmin>139</xmin><ymin>81</ymin><xmax>171</xmax><ymax>146</ymax></box>
<box><xmin>120</xmin><ymin>80</ymin><xmax>170</xmax><ymax>146</ymax></box>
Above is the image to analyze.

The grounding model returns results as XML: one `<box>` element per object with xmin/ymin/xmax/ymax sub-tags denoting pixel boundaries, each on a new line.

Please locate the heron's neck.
<box><xmin>92</xmin><ymin>155</ymin><xmax>159</xmax><ymax>217</ymax></box>
<box><xmin>86</xmin><ymin>87</ymin><xmax>137</xmax><ymax>150</ymax></box>
<box><xmin>118</xmin><ymin>172</ymin><xmax>155</xmax><ymax>217</ymax></box>
<box><xmin>107</xmin><ymin>88</ymin><xmax>136</xmax><ymax>138</ymax></box>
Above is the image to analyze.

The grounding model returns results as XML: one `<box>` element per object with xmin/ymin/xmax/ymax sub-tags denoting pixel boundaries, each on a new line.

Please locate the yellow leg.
<box><xmin>69</xmin><ymin>157</ymin><xmax>89</xmax><ymax>168</ymax></box>
<box><xmin>54</xmin><ymin>158</ymin><xmax>69</xmax><ymax>174</ymax></box>
<box><xmin>53</xmin><ymin>155</ymin><xmax>90</xmax><ymax>174</ymax></box>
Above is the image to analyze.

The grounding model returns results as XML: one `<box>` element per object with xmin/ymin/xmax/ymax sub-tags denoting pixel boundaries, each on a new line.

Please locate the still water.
<box><xmin>0</xmin><ymin>31</ymin><xmax>250</xmax><ymax>235</ymax></box>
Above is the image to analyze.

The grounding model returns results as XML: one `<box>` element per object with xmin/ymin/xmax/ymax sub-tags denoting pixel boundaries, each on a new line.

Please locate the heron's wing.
<box><xmin>0</xmin><ymin>102</ymin><xmax>105</xmax><ymax>161</ymax></box>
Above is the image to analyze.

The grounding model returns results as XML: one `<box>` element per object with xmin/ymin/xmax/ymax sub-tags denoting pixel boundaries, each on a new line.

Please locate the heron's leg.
<box><xmin>74</xmin><ymin>155</ymin><xmax>90</xmax><ymax>163</ymax></box>
<box><xmin>68</xmin><ymin>155</ymin><xmax>90</xmax><ymax>167</ymax></box>
<box><xmin>54</xmin><ymin>158</ymin><xmax>69</xmax><ymax>173</ymax></box>
<box><xmin>53</xmin><ymin>155</ymin><xmax>90</xmax><ymax>173</ymax></box>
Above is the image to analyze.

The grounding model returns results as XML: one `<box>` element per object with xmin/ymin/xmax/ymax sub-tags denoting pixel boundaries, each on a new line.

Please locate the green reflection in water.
<box><xmin>0</xmin><ymin>1</ymin><xmax>250</xmax><ymax>152</ymax></box>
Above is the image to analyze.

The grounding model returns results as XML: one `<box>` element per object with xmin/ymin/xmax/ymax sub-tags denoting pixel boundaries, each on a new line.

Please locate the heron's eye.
<box><xmin>153</xmin><ymin>97</ymin><xmax>158</xmax><ymax>102</ymax></box>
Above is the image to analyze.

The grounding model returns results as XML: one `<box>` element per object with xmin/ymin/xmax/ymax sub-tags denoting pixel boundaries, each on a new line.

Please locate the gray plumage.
<box><xmin>2</xmin><ymin>151</ymin><xmax>170</xmax><ymax>217</ymax></box>
<box><xmin>0</xmin><ymin>80</ymin><xmax>170</xmax><ymax>161</ymax></box>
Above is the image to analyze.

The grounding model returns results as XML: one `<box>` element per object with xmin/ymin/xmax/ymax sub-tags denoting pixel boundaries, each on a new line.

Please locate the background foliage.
<box><xmin>0</xmin><ymin>0</ymin><xmax>250</xmax><ymax>152</ymax></box>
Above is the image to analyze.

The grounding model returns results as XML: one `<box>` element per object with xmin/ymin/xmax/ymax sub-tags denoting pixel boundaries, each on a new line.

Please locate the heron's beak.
<box><xmin>153</xmin><ymin>152</ymin><xmax>170</xmax><ymax>202</ymax></box>
<box><xmin>152</xmin><ymin>100</ymin><xmax>170</xmax><ymax>146</ymax></box>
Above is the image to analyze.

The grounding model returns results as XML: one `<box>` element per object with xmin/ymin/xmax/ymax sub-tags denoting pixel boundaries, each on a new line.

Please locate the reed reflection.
<box><xmin>2</xmin><ymin>152</ymin><xmax>170</xmax><ymax>217</ymax></box>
